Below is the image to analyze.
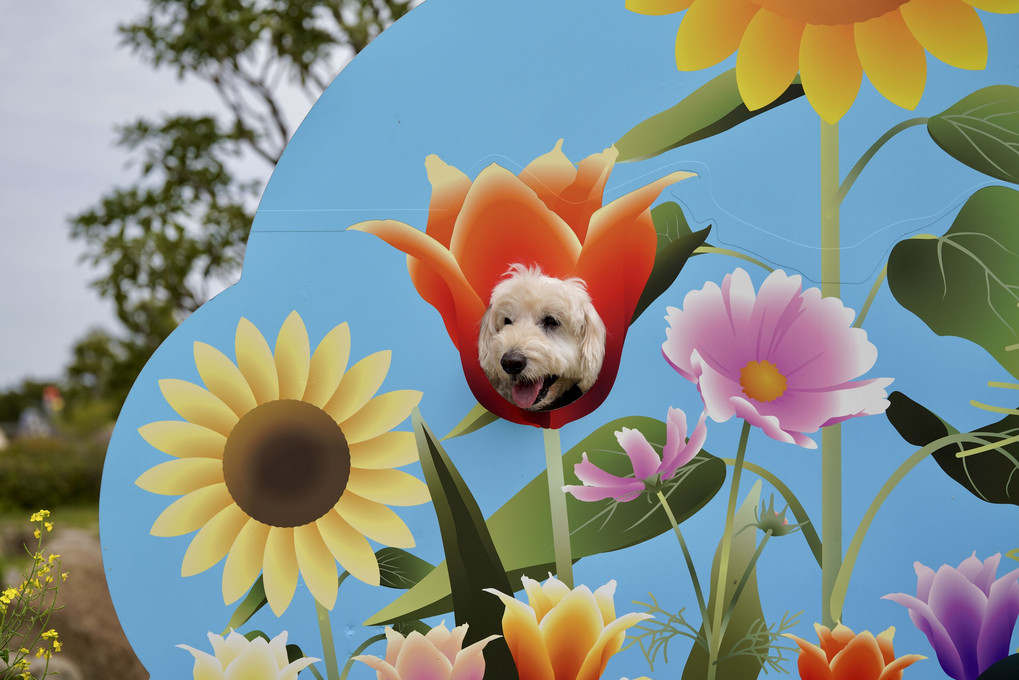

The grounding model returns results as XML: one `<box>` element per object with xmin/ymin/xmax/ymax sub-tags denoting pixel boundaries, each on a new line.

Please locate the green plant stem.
<box><xmin>656</xmin><ymin>489</ymin><xmax>711</xmax><ymax>652</ymax></box>
<box><xmin>720</xmin><ymin>458</ymin><xmax>821</xmax><ymax>566</ymax></box>
<box><xmin>339</xmin><ymin>633</ymin><xmax>387</xmax><ymax>680</ymax></box>
<box><xmin>828</xmin><ymin>435</ymin><xmax>954</xmax><ymax>620</ymax></box>
<box><xmin>694</xmin><ymin>246</ymin><xmax>774</xmax><ymax>272</ymax></box>
<box><xmin>836</xmin><ymin>117</ymin><xmax>928</xmax><ymax>205</ymax></box>
<box><xmin>820</xmin><ymin>118</ymin><xmax>843</xmax><ymax>628</ymax></box>
<box><xmin>316</xmin><ymin>600</ymin><xmax>342</xmax><ymax>680</ymax></box>
<box><xmin>852</xmin><ymin>264</ymin><xmax>887</xmax><ymax>329</ymax></box>
<box><xmin>721</xmin><ymin>530</ymin><xmax>772</xmax><ymax>633</ymax></box>
<box><xmin>544</xmin><ymin>427</ymin><xmax>574</xmax><ymax>588</ymax></box>
<box><xmin>706</xmin><ymin>420</ymin><xmax>752</xmax><ymax>680</ymax></box>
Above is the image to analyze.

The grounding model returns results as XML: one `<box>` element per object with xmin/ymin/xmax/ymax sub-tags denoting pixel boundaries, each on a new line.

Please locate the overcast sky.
<box><xmin>0</xmin><ymin>1</ymin><xmax>321</xmax><ymax>390</ymax></box>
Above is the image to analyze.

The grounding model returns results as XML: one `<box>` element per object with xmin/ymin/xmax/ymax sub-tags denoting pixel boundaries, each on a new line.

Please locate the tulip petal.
<box><xmin>424</xmin><ymin>154</ymin><xmax>472</xmax><ymax>248</ymax></box>
<box><xmin>353</xmin><ymin>655</ymin><xmax>401</xmax><ymax>680</ymax></box>
<box><xmin>799</xmin><ymin>23</ymin><xmax>862</xmax><ymax>124</ymax></box>
<box><xmin>518</xmin><ymin>140</ymin><xmax>579</xmax><ymax>215</ymax></box>
<box><xmin>966</xmin><ymin>0</ymin><xmax>1019</xmax><ymax>9</ymax></box>
<box><xmin>523</xmin><ymin>577</ymin><xmax>557</xmax><ymax>623</ymax></box>
<box><xmin>395</xmin><ymin>632</ymin><xmax>455</xmax><ymax>680</ymax></box>
<box><xmin>785</xmin><ymin>634</ymin><xmax>834</xmax><ymax>680</ymax></box>
<box><xmin>549</xmin><ymin>147</ymin><xmax>618</xmax><ymax>243</ymax></box>
<box><xmin>882</xmin><ymin>591</ymin><xmax>966</xmax><ymax>680</ymax></box>
<box><xmin>876</xmin><ymin>654</ymin><xmax>927</xmax><ymax>680</ymax></box>
<box><xmin>625</xmin><ymin>0</ymin><xmax>692</xmax><ymax>15</ymax></box>
<box><xmin>485</xmin><ymin>588</ymin><xmax>555</xmax><ymax>680</ymax></box>
<box><xmin>538</xmin><ymin>586</ymin><xmax>608</xmax><ymax>680</ymax></box>
<box><xmin>575</xmin><ymin>611</ymin><xmax>653</xmax><ymax>680</ymax></box>
<box><xmin>977</xmin><ymin>567</ymin><xmax>1019</xmax><ymax>673</ymax></box>
<box><xmin>177</xmin><ymin>645</ymin><xmax>227</xmax><ymax>680</ymax></box>
<box><xmin>829</xmin><ymin>631</ymin><xmax>885</xmax><ymax>680</ymax></box>
<box><xmin>448</xmin><ymin>163</ymin><xmax>582</xmax><ymax>295</ymax></box>
<box><xmin>736</xmin><ymin>9</ymin><xmax>804</xmax><ymax>111</ymax></box>
<box><xmin>224</xmin><ymin>636</ymin><xmax>276</xmax><ymax>680</ymax></box>
<box><xmin>900</xmin><ymin>0</ymin><xmax>987</xmax><ymax>69</ymax></box>
<box><xmin>855</xmin><ymin>10</ymin><xmax>927</xmax><ymax>111</ymax></box>
<box><xmin>675</xmin><ymin>0</ymin><xmax>758</xmax><ymax>71</ymax></box>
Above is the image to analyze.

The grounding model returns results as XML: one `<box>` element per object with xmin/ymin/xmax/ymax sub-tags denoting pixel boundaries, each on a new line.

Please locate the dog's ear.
<box><xmin>477</xmin><ymin>305</ymin><xmax>499</xmax><ymax>374</ymax></box>
<box><xmin>578</xmin><ymin>299</ymin><xmax>607</xmax><ymax>392</ymax></box>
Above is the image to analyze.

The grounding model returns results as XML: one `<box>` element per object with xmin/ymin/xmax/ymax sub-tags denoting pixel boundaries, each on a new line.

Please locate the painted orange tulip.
<box><xmin>785</xmin><ymin>623</ymin><xmax>925</xmax><ymax>680</ymax></box>
<box><xmin>349</xmin><ymin>141</ymin><xmax>695</xmax><ymax>427</ymax></box>
<box><xmin>485</xmin><ymin>575</ymin><xmax>651</xmax><ymax>680</ymax></box>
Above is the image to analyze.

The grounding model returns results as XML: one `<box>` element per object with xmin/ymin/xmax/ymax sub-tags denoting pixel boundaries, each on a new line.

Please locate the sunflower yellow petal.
<box><xmin>592</xmin><ymin>580</ymin><xmax>618</xmax><ymax>626</ymax></box>
<box><xmin>486</xmin><ymin>588</ymin><xmax>554</xmax><ymax>680</ymax></box>
<box><xmin>901</xmin><ymin>0</ymin><xmax>987</xmax><ymax>69</ymax></box>
<box><xmin>346</xmin><ymin>469</ymin><xmax>430</xmax><ymax>506</ymax></box>
<box><xmin>263</xmin><ymin>527</ymin><xmax>299</xmax><ymax>616</ymax></box>
<box><xmin>626</xmin><ymin>0</ymin><xmax>693</xmax><ymax>14</ymax></box>
<box><xmin>194</xmin><ymin>342</ymin><xmax>257</xmax><ymax>416</ymax></box>
<box><xmin>135</xmin><ymin>458</ymin><xmax>224</xmax><ymax>495</ymax></box>
<box><xmin>150</xmin><ymin>483</ymin><xmax>233</xmax><ymax>537</ymax></box>
<box><xmin>856</xmin><ymin>10</ymin><xmax>927</xmax><ymax>110</ymax></box>
<box><xmin>181</xmin><ymin>503</ymin><xmax>249</xmax><ymax>577</ymax></box>
<box><xmin>158</xmin><ymin>379</ymin><xmax>239</xmax><ymax>436</ymax></box>
<box><xmin>316</xmin><ymin>510</ymin><xmax>380</xmax><ymax>586</ymax></box>
<box><xmin>303</xmin><ymin>322</ymin><xmax>352</xmax><ymax>408</ymax></box>
<box><xmin>966</xmin><ymin>0</ymin><xmax>1019</xmax><ymax>10</ymax></box>
<box><xmin>294</xmin><ymin>524</ymin><xmax>340</xmax><ymax>609</ymax></box>
<box><xmin>139</xmin><ymin>420</ymin><xmax>227</xmax><ymax>459</ymax></box>
<box><xmin>348</xmin><ymin>431</ymin><xmax>418</xmax><ymax>470</ymax></box>
<box><xmin>335</xmin><ymin>492</ymin><xmax>415</xmax><ymax>548</ymax></box>
<box><xmin>222</xmin><ymin>519</ymin><xmax>271</xmax><ymax>604</ymax></box>
<box><xmin>274</xmin><ymin>311</ymin><xmax>311</xmax><ymax>401</ymax></box>
<box><xmin>235</xmin><ymin>318</ymin><xmax>279</xmax><ymax>405</ymax></box>
<box><xmin>675</xmin><ymin>0</ymin><xmax>758</xmax><ymax>71</ymax></box>
<box><xmin>799</xmin><ymin>23</ymin><xmax>863</xmax><ymax>124</ymax></box>
<box><xmin>736</xmin><ymin>10</ymin><xmax>804</xmax><ymax>110</ymax></box>
<box><xmin>323</xmin><ymin>350</ymin><xmax>392</xmax><ymax>425</ymax></box>
<box><xmin>339</xmin><ymin>390</ymin><xmax>422</xmax><ymax>444</ymax></box>
<box><xmin>575</xmin><ymin>611</ymin><xmax>654</xmax><ymax>680</ymax></box>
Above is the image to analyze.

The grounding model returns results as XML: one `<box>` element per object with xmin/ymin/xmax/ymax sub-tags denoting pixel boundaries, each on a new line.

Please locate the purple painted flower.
<box><xmin>883</xmin><ymin>552</ymin><xmax>1019</xmax><ymax>680</ymax></box>
<box><xmin>563</xmin><ymin>407</ymin><xmax>707</xmax><ymax>503</ymax></box>
<box><xmin>662</xmin><ymin>268</ymin><xmax>892</xmax><ymax>449</ymax></box>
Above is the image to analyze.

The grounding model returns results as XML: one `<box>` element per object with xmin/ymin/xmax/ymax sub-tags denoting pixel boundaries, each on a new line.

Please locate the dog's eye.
<box><xmin>541</xmin><ymin>315</ymin><xmax>560</xmax><ymax>330</ymax></box>
<box><xmin>503</xmin><ymin>318</ymin><xmax>513</xmax><ymax>326</ymax></box>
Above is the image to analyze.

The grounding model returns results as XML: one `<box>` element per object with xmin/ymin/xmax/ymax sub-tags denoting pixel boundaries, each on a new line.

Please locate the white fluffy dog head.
<box><xmin>479</xmin><ymin>264</ymin><xmax>607</xmax><ymax>411</ymax></box>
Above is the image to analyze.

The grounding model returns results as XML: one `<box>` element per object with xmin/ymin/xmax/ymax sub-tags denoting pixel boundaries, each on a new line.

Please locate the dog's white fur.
<box><xmin>479</xmin><ymin>264</ymin><xmax>606</xmax><ymax>411</ymax></box>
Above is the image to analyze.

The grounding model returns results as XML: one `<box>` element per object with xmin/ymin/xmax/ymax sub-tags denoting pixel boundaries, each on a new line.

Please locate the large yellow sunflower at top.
<box><xmin>628</xmin><ymin>0</ymin><xmax>1019</xmax><ymax>123</ymax></box>
<box><xmin>135</xmin><ymin>311</ymin><xmax>428</xmax><ymax>616</ymax></box>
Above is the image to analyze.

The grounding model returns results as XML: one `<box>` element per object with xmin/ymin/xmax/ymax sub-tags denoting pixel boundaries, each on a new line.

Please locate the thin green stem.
<box><xmin>694</xmin><ymin>246</ymin><xmax>775</xmax><ymax>272</ymax></box>
<box><xmin>309</xmin><ymin>666</ymin><xmax>326</xmax><ymax>680</ymax></box>
<box><xmin>820</xmin><ymin>119</ymin><xmax>843</xmax><ymax>628</ymax></box>
<box><xmin>339</xmin><ymin>633</ymin><xmax>388</xmax><ymax>680</ymax></box>
<box><xmin>829</xmin><ymin>435</ymin><xmax>954</xmax><ymax>621</ymax></box>
<box><xmin>544</xmin><ymin>428</ymin><xmax>574</xmax><ymax>588</ymax></box>
<box><xmin>706</xmin><ymin>420</ymin><xmax>752</xmax><ymax>680</ymax></box>
<box><xmin>656</xmin><ymin>489</ymin><xmax>711</xmax><ymax>651</ymax></box>
<box><xmin>836</xmin><ymin>117</ymin><xmax>928</xmax><ymax>205</ymax></box>
<box><xmin>720</xmin><ymin>531</ymin><xmax>772</xmax><ymax>633</ymax></box>
<box><xmin>316</xmin><ymin>599</ymin><xmax>342</xmax><ymax>680</ymax></box>
<box><xmin>852</xmin><ymin>265</ymin><xmax>887</xmax><ymax>329</ymax></box>
<box><xmin>720</xmin><ymin>458</ymin><xmax>821</xmax><ymax>567</ymax></box>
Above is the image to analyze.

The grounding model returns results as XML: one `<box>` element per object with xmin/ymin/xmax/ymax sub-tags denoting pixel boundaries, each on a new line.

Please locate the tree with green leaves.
<box><xmin>67</xmin><ymin>0</ymin><xmax>415</xmax><ymax>414</ymax></box>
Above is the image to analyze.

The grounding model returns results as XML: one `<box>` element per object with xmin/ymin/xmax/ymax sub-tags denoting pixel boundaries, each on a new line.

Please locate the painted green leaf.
<box><xmin>978</xmin><ymin>653</ymin><xmax>1019</xmax><ymax>679</ymax></box>
<box><xmin>633</xmin><ymin>204</ymin><xmax>711</xmax><ymax>323</ymax></box>
<box><xmin>927</xmin><ymin>85</ymin><xmax>1019</xmax><ymax>184</ymax></box>
<box><xmin>367</xmin><ymin>415</ymin><xmax>726</xmax><ymax>625</ymax></box>
<box><xmin>614</xmin><ymin>70</ymin><xmax>804</xmax><ymax>162</ymax></box>
<box><xmin>377</xmin><ymin>548</ymin><xmax>434</xmax><ymax>589</ymax></box>
<box><xmin>682</xmin><ymin>481</ymin><xmax>766</xmax><ymax>680</ymax></box>
<box><xmin>887</xmin><ymin>186</ymin><xmax>1019</xmax><ymax>379</ymax></box>
<box><xmin>443</xmin><ymin>402</ymin><xmax>498</xmax><ymax>440</ymax></box>
<box><xmin>885</xmin><ymin>391</ymin><xmax>1019</xmax><ymax>506</ymax></box>
<box><xmin>411</xmin><ymin>409</ymin><xmax>518</xmax><ymax>678</ymax></box>
<box><xmin>224</xmin><ymin>576</ymin><xmax>267</xmax><ymax>633</ymax></box>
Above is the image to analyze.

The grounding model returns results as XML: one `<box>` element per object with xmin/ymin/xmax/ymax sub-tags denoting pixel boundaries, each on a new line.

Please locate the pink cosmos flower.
<box><xmin>662</xmin><ymin>268</ymin><xmax>892</xmax><ymax>449</ymax></box>
<box><xmin>563</xmin><ymin>407</ymin><xmax>707</xmax><ymax>503</ymax></box>
<box><xmin>354</xmin><ymin>622</ymin><xmax>498</xmax><ymax>680</ymax></box>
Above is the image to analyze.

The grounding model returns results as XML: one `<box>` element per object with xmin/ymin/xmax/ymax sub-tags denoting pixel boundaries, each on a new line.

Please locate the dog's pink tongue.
<box><xmin>512</xmin><ymin>380</ymin><xmax>542</xmax><ymax>408</ymax></box>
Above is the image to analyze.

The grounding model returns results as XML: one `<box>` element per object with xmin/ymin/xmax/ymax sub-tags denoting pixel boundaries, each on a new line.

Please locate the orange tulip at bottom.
<box><xmin>785</xmin><ymin>623</ymin><xmax>925</xmax><ymax>680</ymax></box>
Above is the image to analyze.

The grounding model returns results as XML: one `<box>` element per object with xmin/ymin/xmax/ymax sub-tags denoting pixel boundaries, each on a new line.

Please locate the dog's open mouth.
<box><xmin>511</xmin><ymin>375</ymin><xmax>558</xmax><ymax>409</ymax></box>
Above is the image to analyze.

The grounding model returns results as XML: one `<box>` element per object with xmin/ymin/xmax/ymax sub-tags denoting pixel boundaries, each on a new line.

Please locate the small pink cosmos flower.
<box><xmin>663</xmin><ymin>268</ymin><xmax>892</xmax><ymax>449</ymax></box>
<box><xmin>563</xmin><ymin>406</ymin><xmax>707</xmax><ymax>503</ymax></box>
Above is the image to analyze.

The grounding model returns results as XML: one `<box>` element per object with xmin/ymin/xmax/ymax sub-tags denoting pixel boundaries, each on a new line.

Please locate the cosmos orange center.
<box><xmin>222</xmin><ymin>399</ymin><xmax>351</xmax><ymax>528</ymax></box>
<box><xmin>739</xmin><ymin>360</ymin><xmax>788</xmax><ymax>402</ymax></box>
<box><xmin>750</xmin><ymin>0</ymin><xmax>911</xmax><ymax>25</ymax></box>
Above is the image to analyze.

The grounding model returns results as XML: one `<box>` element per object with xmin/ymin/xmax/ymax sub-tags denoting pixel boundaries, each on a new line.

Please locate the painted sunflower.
<box><xmin>135</xmin><ymin>311</ymin><xmax>428</xmax><ymax>616</ymax></box>
<box><xmin>627</xmin><ymin>0</ymin><xmax>1019</xmax><ymax>123</ymax></box>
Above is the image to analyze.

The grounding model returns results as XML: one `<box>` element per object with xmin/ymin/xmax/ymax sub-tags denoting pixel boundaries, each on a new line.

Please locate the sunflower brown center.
<box><xmin>222</xmin><ymin>399</ymin><xmax>350</xmax><ymax>528</ymax></box>
<box><xmin>750</xmin><ymin>0</ymin><xmax>909</xmax><ymax>25</ymax></box>
<box><xmin>740</xmin><ymin>360</ymin><xmax>788</xmax><ymax>403</ymax></box>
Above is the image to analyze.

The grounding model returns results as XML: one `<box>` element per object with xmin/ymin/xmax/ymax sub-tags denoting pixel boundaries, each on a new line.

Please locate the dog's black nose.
<box><xmin>501</xmin><ymin>351</ymin><xmax>527</xmax><ymax>375</ymax></box>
